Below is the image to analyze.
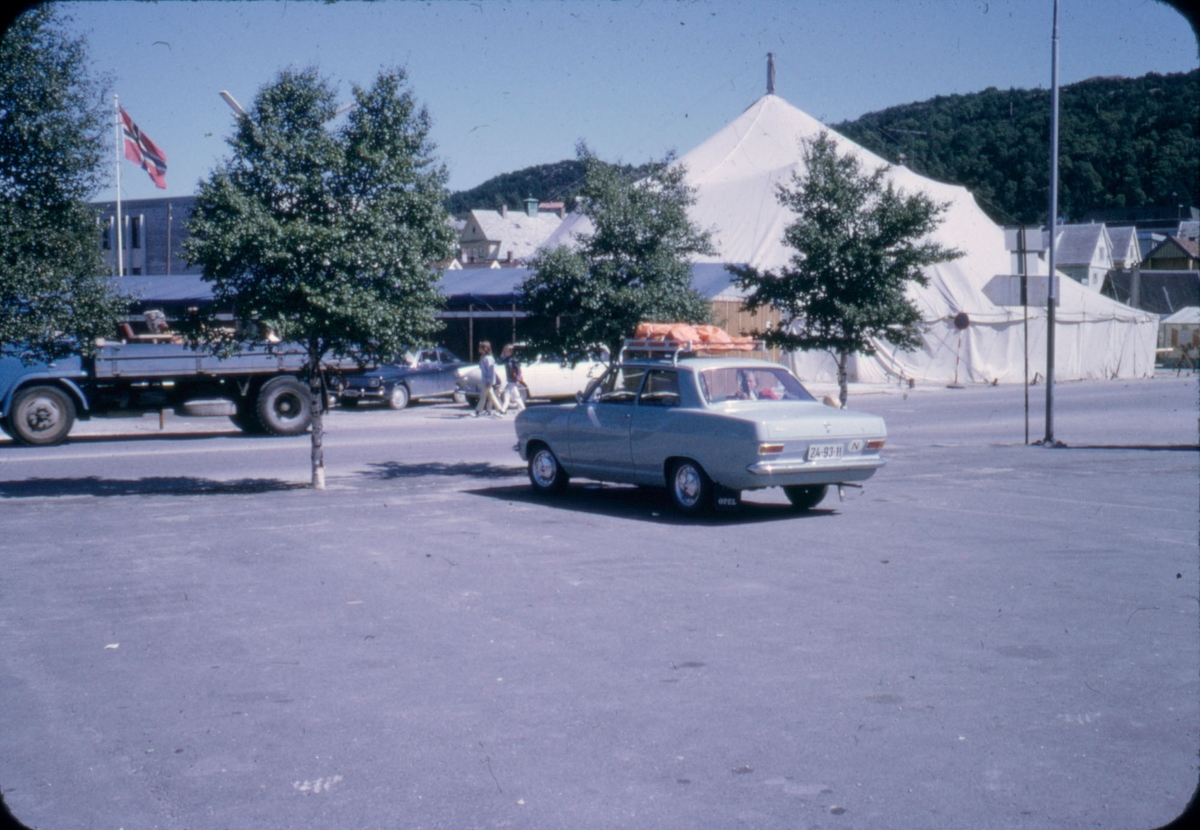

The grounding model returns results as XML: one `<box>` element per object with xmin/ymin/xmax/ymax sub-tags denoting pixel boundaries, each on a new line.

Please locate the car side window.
<box><xmin>591</xmin><ymin>366</ymin><xmax>646</xmax><ymax>404</ymax></box>
<box><xmin>638</xmin><ymin>369</ymin><xmax>680</xmax><ymax>407</ymax></box>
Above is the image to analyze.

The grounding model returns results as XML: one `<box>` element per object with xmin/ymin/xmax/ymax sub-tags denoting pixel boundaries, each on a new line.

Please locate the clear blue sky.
<box><xmin>46</xmin><ymin>0</ymin><xmax>1200</xmax><ymax>203</ymax></box>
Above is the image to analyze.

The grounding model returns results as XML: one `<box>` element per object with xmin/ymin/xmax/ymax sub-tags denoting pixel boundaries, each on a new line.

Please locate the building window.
<box><xmin>129</xmin><ymin>216</ymin><xmax>141</xmax><ymax>249</ymax></box>
<box><xmin>100</xmin><ymin>217</ymin><xmax>111</xmax><ymax>250</ymax></box>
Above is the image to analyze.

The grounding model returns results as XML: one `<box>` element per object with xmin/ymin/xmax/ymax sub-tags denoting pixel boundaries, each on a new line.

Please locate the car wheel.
<box><xmin>7</xmin><ymin>385</ymin><xmax>75</xmax><ymax>446</ymax></box>
<box><xmin>255</xmin><ymin>376</ymin><xmax>311</xmax><ymax>436</ymax></box>
<box><xmin>528</xmin><ymin>444</ymin><xmax>569</xmax><ymax>495</ymax></box>
<box><xmin>386</xmin><ymin>384</ymin><xmax>410</xmax><ymax>411</ymax></box>
<box><xmin>669</xmin><ymin>459</ymin><xmax>712</xmax><ymax>515</ymax></box>
<box><xmin>784</xmin><ymin>484</ymin><xmax>828</xmax><ymax>511</ymax></box>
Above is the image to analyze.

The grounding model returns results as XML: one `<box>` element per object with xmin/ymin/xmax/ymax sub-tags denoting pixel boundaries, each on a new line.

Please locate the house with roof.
<box><xmin>454</xmin><ymin>198</ymin><xmax>564</xmax><ymax>268</ymax></box>
<box><xmin>1045</xmin><ymin>223</ymin><xmax>1114</xmax><ymax>292</ymax></box>
<box><xmin>1106</xmin><ymin>226</ymin><xmax>1141</xmax><ymax>271</ymax></box>
<box><xmin>1143</xmin><ymin>236</ymin><xmax>1200</xmax><ymax>271</ymax></box>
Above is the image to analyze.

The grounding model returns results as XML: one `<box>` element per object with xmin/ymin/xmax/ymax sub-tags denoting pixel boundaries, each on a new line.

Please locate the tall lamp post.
<box><xmin>1041</xmin><ymin>0</ymin><xmax>1064</xmax><ymax>448</ymax></box>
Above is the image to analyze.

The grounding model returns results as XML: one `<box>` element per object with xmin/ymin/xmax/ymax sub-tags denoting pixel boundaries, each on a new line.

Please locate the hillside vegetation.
<box><xmin>448</xmin><ymin>70</ymin><xmax>1198</xmax><ymax>227</ymax></box>
<box><xmin>834</xmin><ymin>69</ymin><xmax>1198</xmax><ymax>225</ymax></box>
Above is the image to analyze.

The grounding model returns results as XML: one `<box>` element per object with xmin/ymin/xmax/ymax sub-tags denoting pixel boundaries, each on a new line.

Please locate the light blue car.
<box><xmin>514</xmin><ymin>349</ymin><xmax>887</xmax><ymax>514</ymax></box>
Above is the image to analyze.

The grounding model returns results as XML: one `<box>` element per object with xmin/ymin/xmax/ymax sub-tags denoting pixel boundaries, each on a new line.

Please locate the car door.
<box><xmin>404</xmin><ymin>349</ymin><xmax>443</xmax><ymax>398</ymax></box>
<box><xmin>428</xmin><ymin>348</ymin><xmax>462</xmax><ymax>396</ymax></box>
<box><xmin>630</xmin><ymin>368</ymin><xmax>682</xmax><ymax>482</ymax></box>
<box><xmin>566</xmin><ymin>365</ymin><xmax>646</xmax><ymax>481</ymax></box>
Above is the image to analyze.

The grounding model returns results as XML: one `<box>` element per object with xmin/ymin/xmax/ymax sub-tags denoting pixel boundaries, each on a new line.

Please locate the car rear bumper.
<box><xmin>739</xmin><ymin>455</ymin><xmax>885</xmax><ymax>487</ymax></box>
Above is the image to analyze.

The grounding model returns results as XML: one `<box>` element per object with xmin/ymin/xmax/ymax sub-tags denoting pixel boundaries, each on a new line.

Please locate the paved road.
<box><xmin>1</xmin><ymin>376</ymin><xmax>1197</xmax><ymax>829</ymax></box>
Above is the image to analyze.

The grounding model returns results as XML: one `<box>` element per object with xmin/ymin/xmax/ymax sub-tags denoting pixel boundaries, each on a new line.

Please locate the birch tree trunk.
<box><xmin>309</xmin><ymin>357</ymin><xmax>325</xmax><ymax>490</ymax></box>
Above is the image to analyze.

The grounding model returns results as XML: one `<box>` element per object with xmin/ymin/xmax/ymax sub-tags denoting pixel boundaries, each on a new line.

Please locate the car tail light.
<box><xmin>758</xmin><ymin>443</ymin><xmax>785</xmax><ymax>455</ymax></box>
<box><xmin>866</xmin><ymin>439</ymin><xmax>886</xmax><ymax>451</ymax></box>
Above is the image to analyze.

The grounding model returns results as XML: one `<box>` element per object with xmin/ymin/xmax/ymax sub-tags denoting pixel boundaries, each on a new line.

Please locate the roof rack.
<box><xmin>620</xmin><ymin>338</ymin><xmax>768</xmax><ymax>366</ymax></box>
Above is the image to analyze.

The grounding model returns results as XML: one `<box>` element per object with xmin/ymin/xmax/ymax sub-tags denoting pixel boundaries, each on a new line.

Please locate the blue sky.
<box><xmin>46</xmin><ymin>0</ymin><xmax>1200</xmax><ymax>202</ymax></box>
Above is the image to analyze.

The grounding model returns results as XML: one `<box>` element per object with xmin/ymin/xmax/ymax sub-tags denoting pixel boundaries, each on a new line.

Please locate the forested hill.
<box><xmin>447</xmin><ymin>70</ymin><xmax>1198</xmax><ymax>226</ymax></box>
<box><xmin>446</xmin><ymin>160</ymin><xmax>584</xmax><ymax>216</ymax></box>
<box><xmin>832</xmin><ymin>69</ymin><xmax>1198</xmax><ymax>225</ymax></box>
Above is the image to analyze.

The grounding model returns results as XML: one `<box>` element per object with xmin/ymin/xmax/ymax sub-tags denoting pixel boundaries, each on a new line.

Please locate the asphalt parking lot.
<box><xmin>1</xmin><ymin>375</ymin><xmax>1197</xmax><ymax>829</ymax></box>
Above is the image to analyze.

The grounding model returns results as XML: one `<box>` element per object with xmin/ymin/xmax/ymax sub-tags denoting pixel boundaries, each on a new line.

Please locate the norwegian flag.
<box><xmin>119</xmin><ymin>106</ymin><xmax>167</xmax><ymax>189</ymax></box>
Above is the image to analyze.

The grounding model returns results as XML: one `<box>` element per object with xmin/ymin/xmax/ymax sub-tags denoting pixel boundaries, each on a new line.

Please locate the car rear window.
<box><xmin>698</xmin><ymin>367</ymin><xmax>815</xmax><ymax>404</ymax></box>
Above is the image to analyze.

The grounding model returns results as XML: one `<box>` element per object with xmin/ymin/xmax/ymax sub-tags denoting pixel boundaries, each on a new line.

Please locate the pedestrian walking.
<box><xmin>500</xmin><ymin>344</ymin><xmax>526</xmax><ymax>413</ymax></box>
<box><xmin>474</xmin><ymin>341</ymin><xmax>506</xmax><ymax>417</ymax></box>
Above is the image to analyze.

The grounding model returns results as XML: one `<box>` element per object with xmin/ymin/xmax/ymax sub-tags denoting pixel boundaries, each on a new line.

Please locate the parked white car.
<box><xmin>455</xmin><ymin>347</ymin><xmax>609</xmax><ymax>404</ymax></box>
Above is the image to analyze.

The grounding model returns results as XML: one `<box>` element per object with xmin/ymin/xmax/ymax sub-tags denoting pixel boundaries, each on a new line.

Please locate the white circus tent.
<box><xmin>675</xmin><ymin>93</ymin><xmax>1158</xmax><ymax>384</ymax></box>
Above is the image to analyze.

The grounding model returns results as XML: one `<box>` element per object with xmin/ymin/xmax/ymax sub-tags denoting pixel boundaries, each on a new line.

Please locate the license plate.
<box><xmin>807</xmin><ymin>442</ymin><xmax>844</xmax><ymax>461</ymax></box>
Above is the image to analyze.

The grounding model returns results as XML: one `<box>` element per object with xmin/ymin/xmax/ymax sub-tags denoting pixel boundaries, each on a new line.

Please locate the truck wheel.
<box><xmin>669</xmin><ymin>459</ymin><xmax>712</xmax><ymax>515</ymax></box>
<box><xmin>783</xmin><ymin>484</ymin><xmax>828</xmax><ymax>511</ymax></box>
<box><xmin>255</xmin><ymin>376</ymin><xmax>311</xmax><ymax>436</ymax></box>
<box><xmin>8</xmin><ymin>385</ymin><xmax>75</xmax><ymax>446</ymax></box>
<box><xmin>386</xmin><ymin>384</ymin><xmax>410</xmax><ymax>411</ymax></box>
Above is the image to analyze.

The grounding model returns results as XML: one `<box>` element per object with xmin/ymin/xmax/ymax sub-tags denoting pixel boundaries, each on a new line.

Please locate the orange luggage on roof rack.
<box><xmin>625</xmin><ymin>323</ymin><xmax>765</xmax><ymax>362</ymax></box>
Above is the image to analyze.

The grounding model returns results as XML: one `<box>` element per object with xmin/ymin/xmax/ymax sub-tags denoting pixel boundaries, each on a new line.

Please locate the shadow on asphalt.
<box><xmin>360</xmin><ymin>460</ymin><xmax>526</xmax><ymax>480</ymax></box>
<box><xmin>0</xmin><ymin>476</ymin><xmax>304</xmax><ymax>499</ymax></box>
<box><xmin>0</xmin><ymin>429</ymin><xmax>249</xmax><ymax>448</ymax></box>
<box><xmin>1052</xmin><ymin>443</ymin><xmax>1199</xmax><ymax>452</ymax></box>
<box><xmin>468</xmin><ymin>481</ymin><xmax>838</xmax><ymax>526</ymax></box>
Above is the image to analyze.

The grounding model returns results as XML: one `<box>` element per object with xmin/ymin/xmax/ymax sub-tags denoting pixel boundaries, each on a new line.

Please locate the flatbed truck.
<box><xmin>1</xmin><ymin>340</ymin><xmax>331</xmax><ymax>446</ymax></box>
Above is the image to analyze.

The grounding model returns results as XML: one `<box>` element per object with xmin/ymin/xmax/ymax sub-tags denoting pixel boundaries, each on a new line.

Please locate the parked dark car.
<box><xmin>338</xmin><ymin>347</ymin><xmax>469</xmax><ymax>411</ymax></box>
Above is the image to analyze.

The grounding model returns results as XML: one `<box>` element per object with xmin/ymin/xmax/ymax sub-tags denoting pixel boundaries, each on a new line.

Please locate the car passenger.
<box><xmin>736</xmin><ymin>370</ymin><xmax>759</xmax><ymax>400</ymax></box>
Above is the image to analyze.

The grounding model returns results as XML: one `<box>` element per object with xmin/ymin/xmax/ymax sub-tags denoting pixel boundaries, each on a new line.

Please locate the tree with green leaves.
<box><xmin>185</xmin><ymin>67</ymin><xmax>457</xmax><ymax>488</ymax></box>
<box><xmin>0</xmin><ymin>5</ymin><xmax>123</xmax><ymax>361</ymax></box>
<box><xmin>732</xmin><ymin>131</ymin><xmax>962</xmax><ymax>407</ymax></box>
<box><xmin>520</xmin><ymin>145</ymin><xmax>714</xmax><ymax>362</ymax></box>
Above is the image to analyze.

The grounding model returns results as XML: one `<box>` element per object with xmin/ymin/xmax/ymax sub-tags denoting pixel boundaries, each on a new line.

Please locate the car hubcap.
<box><xmin>532</xmin><ymin>451</ymin><xmax>557</xmax><ymax>487</ymax></box>
<box><xmin>674</xmin><ymin>465</ymin><xmax>701</xmax><ymax>506</ymax></box>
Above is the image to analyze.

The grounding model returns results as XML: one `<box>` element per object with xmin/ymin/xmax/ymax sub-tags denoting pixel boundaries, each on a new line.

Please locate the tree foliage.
<box><xmin>184</xmin><ymin>67</ymin><xmax>457</xmax><ymax>487</ymax></box>
<box><xmin>0</xmin><ymin>5</ymin><xmax>122</xmax><ymax>360</ymax></box>
<box><xmin>519</xmin><ymin>146</ymin><xmax>715</xmax><ymax>361</ymax></box>
<box><xmin>835</xmin><ymin>70</ymin><xmax>1199</xmax><ymax>224</ymax></box>
<box><xmin>732</xmin><ymin>132</ymin><xmax>961</xmax><ymax>406</ymax></box>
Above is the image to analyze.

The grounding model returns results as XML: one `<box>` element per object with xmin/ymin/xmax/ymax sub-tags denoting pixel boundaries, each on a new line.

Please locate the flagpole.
<box><xmin>114</xmin><ymin>94</ymin><xmax>123</xmax><ymax>277</ymax></box>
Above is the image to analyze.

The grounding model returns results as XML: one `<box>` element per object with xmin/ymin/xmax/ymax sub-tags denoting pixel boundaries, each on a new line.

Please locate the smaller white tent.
<box><xmin>675</xmin><ymin>94</ymin><xmax>1158</xmax><ymax>384</ymax></box>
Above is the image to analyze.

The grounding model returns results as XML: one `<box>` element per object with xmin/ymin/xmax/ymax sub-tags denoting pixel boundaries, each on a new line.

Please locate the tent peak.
<box><xmin>767</xmin><ymin>52</ymin><xmax>776</xmax><ymax>95</ymax></box>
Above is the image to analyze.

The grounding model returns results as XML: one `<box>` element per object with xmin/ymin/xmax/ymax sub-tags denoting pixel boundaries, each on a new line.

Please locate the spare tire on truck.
<box><xmin>255</xmin><ymin>376</ymin><xmax>311</xmax><ymax>436</ymax></box>
<box><xmin>7</xmin><ymin>385</ymin><xmax>76</xmax><ymax>446</ymax></box>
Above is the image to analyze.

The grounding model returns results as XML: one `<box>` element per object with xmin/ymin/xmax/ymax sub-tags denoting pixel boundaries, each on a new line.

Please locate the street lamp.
<box><xmin>219</xmin><ymin>91</ymin><xmax>353</xmax><ymax>120</ymax></box>
<box><xmin>219</xmin><ymin>90</ymin><xmax>246</xmax><ymax>117</ymax></box>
